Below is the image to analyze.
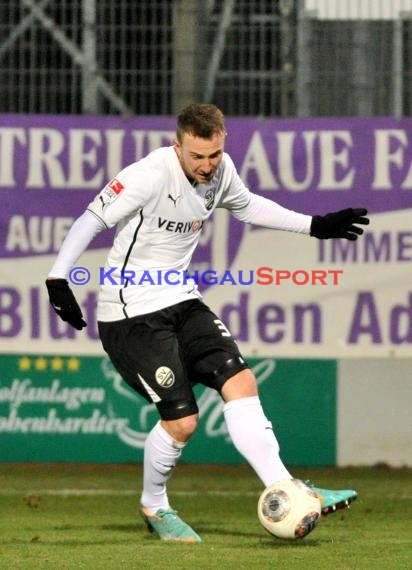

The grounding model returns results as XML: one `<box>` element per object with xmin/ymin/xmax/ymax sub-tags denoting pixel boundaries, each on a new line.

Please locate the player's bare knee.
<box><xmin>161</xmin><ymin>414</ymin><xmax>199</xmax><ymax>443</ymax></box>
<box><xmin>177</xmin><ymin>414</ymin><xmax>198</xmax><ymax>439</ymax></box>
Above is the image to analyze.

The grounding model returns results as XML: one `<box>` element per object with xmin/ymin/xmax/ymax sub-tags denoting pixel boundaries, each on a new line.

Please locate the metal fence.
<box><xmin>1</xmin><ymin>0</ymin><xmax>412</xmax><ymax>117</ymax></box>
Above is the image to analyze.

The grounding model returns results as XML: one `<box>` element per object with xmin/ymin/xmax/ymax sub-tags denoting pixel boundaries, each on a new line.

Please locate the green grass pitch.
<box><xmin>0</xmin><ymin>464</ymin><xmax>411</xmax><ymax>569</ymax></box>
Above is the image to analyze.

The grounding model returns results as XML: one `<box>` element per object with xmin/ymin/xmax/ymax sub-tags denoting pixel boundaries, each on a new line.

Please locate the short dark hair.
<box><xmin>176</xmin><ymin>103</ymin><xmax>226</xmax><ymax>142</ymax></box>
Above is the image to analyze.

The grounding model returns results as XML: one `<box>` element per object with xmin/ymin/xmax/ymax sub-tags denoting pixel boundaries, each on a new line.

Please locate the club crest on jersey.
<box><xmin>155</xmin><ymin>366</ymin><xmax>175</xmax><ymax>388</ymax></box>
<box><xmin>205</xmin><ymin>189</ymin><xmax>215</xmax><ymax>211</ymax></box>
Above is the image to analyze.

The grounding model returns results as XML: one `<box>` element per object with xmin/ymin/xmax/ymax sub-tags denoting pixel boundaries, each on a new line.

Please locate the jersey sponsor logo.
<box><xmin>158</xmin><ymin>217</ymin><xmax>204</xmax><ymax>234</ymax></box>
<box><xmin>205</xmin><ymin>189</ymin><xmax>215</xmax><ymax>211</ymax></box>
<box><xmin>155</xmin><ymin>366</ymin><xmax>175</xmax><ymax>388</ymax></box>
<box><xmin>191</xmin><ymin>219</ymin><xmax>203</xmax><ymax>232</ymax></box>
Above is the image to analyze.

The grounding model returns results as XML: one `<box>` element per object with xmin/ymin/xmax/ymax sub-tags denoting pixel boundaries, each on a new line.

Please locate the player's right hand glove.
<box><xmin>45</xmin><ymin>279</ymin><xmax>87</xmax><ymax>330</ymax></box>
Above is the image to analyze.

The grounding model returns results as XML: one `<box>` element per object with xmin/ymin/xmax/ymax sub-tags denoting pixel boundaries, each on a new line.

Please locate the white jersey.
<box><xmin>50</xmin><ymin>146</ymin><xmax>311</xmax><ymax>321</ymax></box>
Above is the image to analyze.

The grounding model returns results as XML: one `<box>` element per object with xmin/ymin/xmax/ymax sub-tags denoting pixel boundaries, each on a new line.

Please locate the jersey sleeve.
<box><xmin>232</xmin><ymin>193</ymin><xmax>311</xmax><ymax>233</ymax></box>
<box><xmin>48</xmin><ymin>210</ymin><xmax>106</xmax><ymax>279</ymax></box>
<box><xmin>87</xmin><ymin>163</ymin><xmax>154</xmax><ymax>228</ymax></box>
<box><xmin>217</xmin><ymin>154</ymin><xmax>311</xmax><ymax>234</ymax></box>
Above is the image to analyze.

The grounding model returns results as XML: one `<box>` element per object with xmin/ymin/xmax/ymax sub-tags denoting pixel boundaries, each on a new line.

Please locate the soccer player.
<box><xmin>46</xmin><ymin>103</ymin><xmax>368</xmax><ymax>543</ymax></box>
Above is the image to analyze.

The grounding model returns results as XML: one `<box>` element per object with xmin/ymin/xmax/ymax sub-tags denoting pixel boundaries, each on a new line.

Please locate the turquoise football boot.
<box><xmin>140</xmin><ymin>506</ymin><xmax>202</xmax><ymax>543</ymax></box>
<box><xmin>309</xmin><ymin>486</ymin><xmax>358</xmax><ymax>515</ymax></box>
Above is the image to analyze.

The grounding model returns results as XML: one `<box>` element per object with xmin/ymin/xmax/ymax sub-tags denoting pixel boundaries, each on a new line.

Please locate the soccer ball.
<box><xmin>257</xmin><ymin>479</ymin><xmax>321</xmax><ymax>540</ymax></box>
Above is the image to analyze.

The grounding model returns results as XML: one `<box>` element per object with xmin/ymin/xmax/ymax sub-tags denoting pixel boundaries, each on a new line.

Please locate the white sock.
<box><xmin>223</xmin><ymin>396</ymin><xmax>292</xmax><ymax>487</ymax></box>
<box><xmin>140</xmin><ymin>421</ymin><xmax>186</xmax><ymax>512</ymax></box>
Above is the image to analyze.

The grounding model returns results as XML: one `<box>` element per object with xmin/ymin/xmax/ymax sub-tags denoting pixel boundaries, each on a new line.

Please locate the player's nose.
<box><xmin>205</xmin><ymin>157</ymin><xmax>217</xmax><ymax>171</ymax></box>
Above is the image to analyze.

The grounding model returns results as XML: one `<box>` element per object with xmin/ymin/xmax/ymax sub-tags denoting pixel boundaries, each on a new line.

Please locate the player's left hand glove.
<box><xmin>310</xmin><ymin>208</ymin><xmax>369</xmax><ymax>240</ymax></box>
<box><xmin>45</xmin><ymin>278</ymin><xmax>87</xmax><ymax>330</ymax></box>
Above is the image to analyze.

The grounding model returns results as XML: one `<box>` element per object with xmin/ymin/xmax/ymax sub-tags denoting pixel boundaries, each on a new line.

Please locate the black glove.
<box><xmin>46</xmin><ymin>279</ymin><xmax>87</xmax><ymax>330</ymax></box>
<box><xmin>310</xmin><ymin>208</ymin><xmax>369</xmax><ymax>240</ymax></box>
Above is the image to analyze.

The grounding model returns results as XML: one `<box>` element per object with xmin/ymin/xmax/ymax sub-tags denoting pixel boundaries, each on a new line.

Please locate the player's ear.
<box><xmin>173</xmin><ymin>138</ymin><xmax>182</xmax><ymax>159</ymax></box>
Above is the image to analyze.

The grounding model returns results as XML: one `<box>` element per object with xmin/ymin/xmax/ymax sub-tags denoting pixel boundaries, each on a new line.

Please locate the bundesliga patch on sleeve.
<box><xmin>100</xmin><ymin>178</ymin><xmax>125</xmax><ymax>205</ymax></box>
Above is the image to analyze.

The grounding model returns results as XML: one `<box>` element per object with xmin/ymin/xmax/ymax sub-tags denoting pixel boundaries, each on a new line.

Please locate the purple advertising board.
<box><xmin>1</xmin><ymin>114</ymin><xmax>412</xmax><ymax>357</ymax></box>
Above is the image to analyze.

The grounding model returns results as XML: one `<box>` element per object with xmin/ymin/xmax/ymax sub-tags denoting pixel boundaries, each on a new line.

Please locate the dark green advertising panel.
<box><xmin>0</xmin><ymin>355</ymin><xmax>336</xmax><ymax>466</ymax></box>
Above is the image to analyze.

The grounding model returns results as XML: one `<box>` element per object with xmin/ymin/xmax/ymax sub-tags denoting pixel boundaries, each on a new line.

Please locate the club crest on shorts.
<box><xmin>155</xmin><ymin>366</ymin><xmax>175</xmax><ymax>388</ymax></box>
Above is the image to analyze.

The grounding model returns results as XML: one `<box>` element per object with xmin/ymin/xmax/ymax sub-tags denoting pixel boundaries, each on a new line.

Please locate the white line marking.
<box><xmin>0</xmin><ymin>489</ymin><xmax>258</xmax><ymax>497</ymax></box>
